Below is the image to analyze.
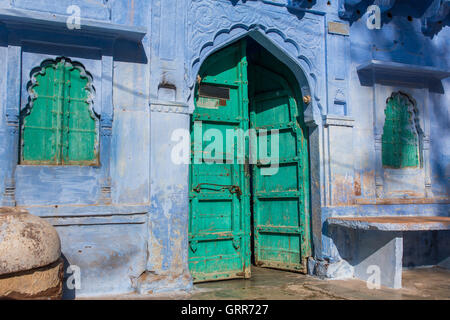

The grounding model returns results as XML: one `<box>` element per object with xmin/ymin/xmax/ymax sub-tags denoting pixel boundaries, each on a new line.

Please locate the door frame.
<box><xmin>188</xmin><ymin>36</ymin><xmax>315</xmax><ymax>282</ymax></box>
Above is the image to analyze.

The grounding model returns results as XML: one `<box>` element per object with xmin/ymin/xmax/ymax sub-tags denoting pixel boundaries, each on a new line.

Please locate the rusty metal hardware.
<box><xmin>193</xmin><ymin>183</ymin><xmax>242</xmax><ymax>197</ymax></box>
<box><xmin>244</xmin><ymin>160</ymin><xmax>250</xmax><ymax>177</ymax></box>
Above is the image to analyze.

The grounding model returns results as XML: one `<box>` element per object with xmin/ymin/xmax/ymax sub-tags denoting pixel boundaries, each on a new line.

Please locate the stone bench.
<box><xmin>327</xmin><ymin>216</ymin><xmax>450</xmax><ymax>289</ymax></box>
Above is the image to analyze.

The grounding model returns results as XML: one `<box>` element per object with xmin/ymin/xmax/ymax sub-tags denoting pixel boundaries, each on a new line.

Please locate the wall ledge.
<box><xmin>0</xmin><ymin>8</ymin><xmax>146</xmax><ymax>43</ymax></box>
<box><xmin>357</xmin><ymin>60</ymin><xmax>450</xmax><ymax>93</ymax></box>
<box><xmin>328</xmin><ymin>216</ymin><xmax>450</xmax><ymax>231</ymax></box>
<box><xmin>150</xmin><ymin>100</ymin><xmax>190</xmax><ymax>114</ymax></box>
<box><xmin>355</xmin><ymin>198</ymin><xmax>450</xmax><ymax>205</ymax></box>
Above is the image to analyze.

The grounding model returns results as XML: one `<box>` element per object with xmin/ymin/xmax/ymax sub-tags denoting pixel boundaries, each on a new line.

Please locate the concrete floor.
<box><xmin>93</xmin><ymin>266</ymin><xmax>450</xmax><ymax>300</ymax></box>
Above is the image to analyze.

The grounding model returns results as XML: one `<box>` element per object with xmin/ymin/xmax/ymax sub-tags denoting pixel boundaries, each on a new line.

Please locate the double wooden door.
<box><xmin>189</xmin><ymin>40</ymin><xmax>310</xmax><ymax>282</ymax></box>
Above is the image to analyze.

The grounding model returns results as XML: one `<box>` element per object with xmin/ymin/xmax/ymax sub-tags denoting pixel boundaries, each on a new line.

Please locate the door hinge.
<box><xmin>189</xmin><ymin>240</ymin><xmax>198</xmax><ymax>253</ymax></box>
<box><xmin>232</xmin><ymin>237</ymin><xmax>240</xmax><ymax>250</ymax></box>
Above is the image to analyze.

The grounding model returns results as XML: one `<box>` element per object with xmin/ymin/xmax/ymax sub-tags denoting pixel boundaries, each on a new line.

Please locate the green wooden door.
<box><xmin>189</xmin><ymin>40</ymin><xmax>311</xmax><ymax>282</ymax></box>
<box><xmin>249</xmin><ymin>65</ymin><xmax>310</xmax><ymax>273</ymax></box>
<box><xmin>189</xmin><ymin>40</ymin><xmax>251</xmax><ymax>282</ymax></box>
<box><xmin>382</xmin><ymin>92</ymin><xmax>420</xmax><ymax>168</ymax></box>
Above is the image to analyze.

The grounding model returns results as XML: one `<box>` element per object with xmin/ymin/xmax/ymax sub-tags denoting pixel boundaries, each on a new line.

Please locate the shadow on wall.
<box><xmin>61</xmin><ymin>254</ymin><xmax>76</xmax><ymax>300</ymax></box>
<box><xmin>4</xmin><ymin>25</ymin><xmax>147</xmax><ymax>63</ymax></box>
<box><xmin>113</xmin><ymin>39</ymin><xmax>147</xmax><ymax>64</ymax></box>
<box><xmin>325</xmin><ymin>224</ymin><xmax>394</xmax><ymax>266</ymax></box>
<box><xmin>5</xmin><ymin>26</ymin><xmax>150</xmax><ymax>114</ymax></box>
<box><xmin>327</xmin><ymin>224</ymin><xmax>450</xmax><ymax>269</ymax></box>
<box><xmin>340</xmin><ymin>0</ymin><xmax>449</xmax><ymax>37</ymax></box>
<box><xmin>0</xmin><ymin>24</ymin><xmax>6</xmax><ymax>46</ymax></box>
<box><xmin>429</xmin><ymin>88</ymin><xmax>450</xmax><ymax>198</ymax></box>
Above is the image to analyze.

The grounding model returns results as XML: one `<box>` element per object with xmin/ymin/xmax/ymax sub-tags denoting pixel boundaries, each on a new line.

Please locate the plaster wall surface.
<box><xmin>0</xmin><ymin>0</ymin><xmax>448</xmax><ymax>296</ymax></box>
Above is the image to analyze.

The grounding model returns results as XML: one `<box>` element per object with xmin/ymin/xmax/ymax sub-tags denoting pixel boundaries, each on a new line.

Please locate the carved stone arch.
<box><xmin>186</xmin><ymin>1</ymin><xmax>326</xmax><ymax>127</ymax></box>
<box><xmin>188</xmin><ymin>28</ymin><xmax>321</xmax><ymax>125</ymax></box>
<box><xmin>186</xmin><ymin>1</ymin><xmax>327</xmax><ymax>262</ymax></box>
<box><xmin>23</xmin><ymin>57</ymin><xmax>98</xmax><ymax>120</ymax></box>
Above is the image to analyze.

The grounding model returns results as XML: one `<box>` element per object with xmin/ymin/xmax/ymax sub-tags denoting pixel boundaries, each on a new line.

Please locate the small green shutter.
<box><xmin>22</xmin><ymin>59</ymin><xmax>98</xmax><ymax>165</ymax></box>
<box><xmin>382</xmin><ymin>92</ymin><xmax>420</xmax><ymax>168</ymax></box>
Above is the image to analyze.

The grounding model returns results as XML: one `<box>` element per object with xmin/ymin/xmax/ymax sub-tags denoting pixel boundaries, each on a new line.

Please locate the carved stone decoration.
<box><xmin>339</xmin><ymin>0</ymin><xmax>395</xmax><ymax>20</ymax></box>
<box><xmin>339</xmin><ymin>0</ymin><xmax>449</xmax><ymax>37</ymax></box>
<box><xmin>422</xmin><ymin>0</ymin><xmax>450</xmax><ymax>37</ymax></box>
<box><xmin>186</xmin><ymin>0</ymin><xmax>325</xmax><ymax>114</ymax></box>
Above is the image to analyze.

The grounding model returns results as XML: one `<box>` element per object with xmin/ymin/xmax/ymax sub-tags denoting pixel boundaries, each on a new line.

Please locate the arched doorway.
<box><xmin>188</xmin><ymin>38</ymin><xmax>311</xmax><ymax>282</ymax></box>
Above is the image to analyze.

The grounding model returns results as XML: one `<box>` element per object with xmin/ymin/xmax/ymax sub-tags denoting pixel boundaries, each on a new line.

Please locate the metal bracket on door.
<box><xmin>193</xmin><ymin>183</ymin><xmax>242</xmax><ymax>197</ymax></box>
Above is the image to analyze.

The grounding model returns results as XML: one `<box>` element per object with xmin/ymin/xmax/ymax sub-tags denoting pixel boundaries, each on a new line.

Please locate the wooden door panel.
<box><xmin>189</xmin><ymin>40</ymin><xmax>250</xmax><ymax>282</ymax></box>
<box><xmin>189</xmin><ymin>40</ymin><xmax>311</xmax><ymax>280</ymax></box>
<box><xmin>250</xmin><ymin>65</ymin><xmax>308</xmax><ymax>273</ymax></box>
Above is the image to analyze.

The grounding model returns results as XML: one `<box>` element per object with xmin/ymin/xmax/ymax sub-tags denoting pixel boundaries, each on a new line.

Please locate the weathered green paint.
<box><xmin>189</xmin><ymin>39</ymin><xmax>311</xmax><ymax>282</ymax></box>
<box><xmin>21</xmin><ymin>59</ymin><xmax>97</xmax><ymax>165</ymax></box>
<box><xmin>189</xmin><ymin>40</ymin><xmax>251</xmax><ymax>282</ymax></box>
<box><xmin>249</xmin><ymin>57</ymin><xmax>310</xmax><ymax>273</ymax></box>
<box><xmin>382</xmin><ymin>92</ymin><xmax>420</xmax><ymax>169</ymax></box>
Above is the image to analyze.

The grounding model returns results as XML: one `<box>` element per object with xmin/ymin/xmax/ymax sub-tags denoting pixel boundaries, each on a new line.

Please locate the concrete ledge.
<box><xmin>328</xmin><ymin>216</ymin><xmax>450</xmax><ymax>231</ymax></box>
<box><xmin>323</xmin><ymin>115</ymin><xmax>355</xmax><ymax>127</ymax></box>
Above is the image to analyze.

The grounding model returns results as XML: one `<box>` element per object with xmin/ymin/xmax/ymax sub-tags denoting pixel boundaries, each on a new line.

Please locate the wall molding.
<box><xmin>150</xmin><ymin>100</ymin><xmax>190</xmax><ymax>114</ymax></box>
<box><xmin>323</xmin><ymin>115</ymin><xmax>354</xmax><ymax>127</ymax></box>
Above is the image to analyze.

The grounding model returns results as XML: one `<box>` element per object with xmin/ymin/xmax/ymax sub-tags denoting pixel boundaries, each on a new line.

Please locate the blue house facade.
<box><xmin>0</xmin><ymin>0</ymin><xmax>448</xmax><ymax>297</ymax></box>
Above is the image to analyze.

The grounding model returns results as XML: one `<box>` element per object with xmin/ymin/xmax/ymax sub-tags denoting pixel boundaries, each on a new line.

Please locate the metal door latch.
<box><xmin>193</xmin><ymin>183</ymin><xmax>242</xmax><ymax>197</ymax></box>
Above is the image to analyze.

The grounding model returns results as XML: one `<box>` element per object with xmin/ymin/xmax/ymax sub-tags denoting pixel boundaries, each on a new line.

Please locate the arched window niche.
<box><xmin>20</xmin><ymin>57</ymin><xmax>99</xmax><ymax>166</ymax></box>
<box><xmin>381</xmin><ymin>91</ymin><xmax>423</xmax><ymax>169</ymax></box>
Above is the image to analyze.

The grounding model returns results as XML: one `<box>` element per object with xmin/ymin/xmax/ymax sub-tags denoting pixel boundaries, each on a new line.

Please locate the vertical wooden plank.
<box><xmin>22</xmin><ymin>62</ymin><xmax>60</xmax><ymax>164</ymax></box>
<box><xmin>238</xmin><ymin>39</ymin><xmax>251</xmax><ymax>277</ymax></box>
<box><xmin>65</xmin><ymin>63</ymin><xmax>96</xmax><ymax>164</ymax></box>
<box><xmin>188</xmin><ymin>40</ymin><xmax>248</xmax><ymax>282</ymax></box>
<box><xmin>251</xmin><ymin>63</ymin><xmax>309</xmax><ymax>272</ymax></box>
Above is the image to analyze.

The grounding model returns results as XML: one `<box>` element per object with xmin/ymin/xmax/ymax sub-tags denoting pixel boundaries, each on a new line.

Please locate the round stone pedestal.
<box><xmin>0</xmin><ymin>207</ymin><xmax>63</xmax><ymax>299</ymax></box>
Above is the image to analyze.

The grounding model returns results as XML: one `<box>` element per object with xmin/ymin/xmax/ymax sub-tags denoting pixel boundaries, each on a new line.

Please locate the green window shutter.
<box><xmin>22</xmin><ymin>63</ymin><xmax>63</xmax><ymax>164</ymax></box>
<box><xmin>62</xmin><ymin>64</ymin><xmax>97</xmax><ymax>165</ymax></box>
<box><xmin>382</xmin><ymin>92</ymin><xmax>420</xmax><ymax>169</ymax></box>
<box><xmin>21</xmin><ymin>59</ymin><xmax>98</xmax><ymax>165</ymax></box>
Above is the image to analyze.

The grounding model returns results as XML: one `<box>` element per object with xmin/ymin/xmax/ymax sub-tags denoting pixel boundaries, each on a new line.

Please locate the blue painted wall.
<box><xmin>0</xmin><ymin>0</ymin><xmax>448</xmax><ymax>296</ymax></box>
